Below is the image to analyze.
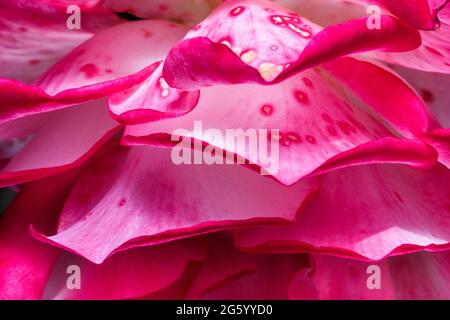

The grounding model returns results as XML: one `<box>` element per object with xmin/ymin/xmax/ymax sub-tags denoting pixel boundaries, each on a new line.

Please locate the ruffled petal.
<box><xmin>32</xmin><ymin>146</ymin><xmax>317</xmax><ymax>264</ymax></box>
<box><xmin>107</xmin><ymin>63</ymin><xmax>200</xmax><ymax>125</ymax></box>
<box><xmin>289</xmin><ymin>251</ymin><xmax>450</xmax><ymax>299</ymax></box>
<box><xmin>323</xmin><ymin>57</ymin><xmax>437</xmax><ymax>137</ymax></box>
<box><xmin>162</xmin><ymin>0</ymin><xmax>420</xmax><ymax>90</ymax></box>
<box><xmin>324</xmin><ymin>58</ymin><xmax>450</xmax><ymax>169</ymax></box>
<box><xmin>0</xmin><ymin>20</ymin><xmax>186</xmax><ymax>124</ymax></box>
<box><xmin>368</xmin><ymin>0</ymin><xmax>448</xmax><ymax>30</ymax></box>
<box><xmin>124</xmin><ymin>68</ymin><xmax>437</xmax><ymax>185</ymax></box>
<box><xmin>0</xmin><ymin>100</ymin><xmax>119</xmax><ymax>187</ymax></box>
<box><xmin>235</xmin><ymin>163</ymin><xmax>450</xmax><ymax>260</ymax></box>
<box><xmin>43</xmin><ymin>238</ymin><xmax>207</xmax><ymax>300</ymax></box>
<box><xmin>279</xmin><ymin>0</ymin><xmax>448</xmax><ymax>30</ymax></box>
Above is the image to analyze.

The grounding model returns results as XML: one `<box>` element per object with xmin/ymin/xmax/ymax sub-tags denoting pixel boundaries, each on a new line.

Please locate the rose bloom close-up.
<box><xmin>0</xmin><ymin>0</ymin><xmax>450</xmax><ymax>302</ymax></box>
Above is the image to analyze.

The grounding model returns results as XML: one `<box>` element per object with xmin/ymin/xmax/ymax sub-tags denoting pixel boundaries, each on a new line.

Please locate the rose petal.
<box><xmin>372</xmin><ymin>3</ymin><xmax>450</xmax><ymax>73</ymax></box>
<box><xmin>198</xmin><ymin>253</ymin><xmax>308</xmax><ymax>300</ymax></box>
<box><xmin>107</xmin><ymin>63</ymin><xmax>200</xmax><ymax>125</ymax></box>
<box><xmin>185</xmin><ymin>234</ymin><xmax>259</xmax><ymax>299</ymax></box>
<box><xmin>0</xmin><ymin>100</ymin><xmax>119</xmax><ymax>188</ymax></box>
<box><xmin>289</xmin><ymin>251</ymin><xmax>450</xmax><ymax>299</ymax></box>
<box><xmin>391</xmin><ymin>65</ymin><xmax>450</xmax><ymax>128</ymax></box>
<box><xmin>0</xmin><ymin>8</ymin><xmax>91</xmax><ymax>84</ymax></box>
<box><xmin>277</xmin><ymin>0</ymin><xmax>448</xmax><ymax>30</ymax></box>
<box><xmin>43</xmin><ymin>238</ymin><xmax>207</xmax><ymax>300</ymax></box>
<box><xmin>103</xmin><ymin>0</ymin><xmax>221</xmax><ymax>24</ymax></box>
<box><xmin>124</xmin><ymin>68</ymin><xmax>437</xmax><ymax>185</ymax></box>
<box><xmin>0</xmin><ymin>170</ymin><xmax>82</xmax><ymax>299</ymax></box>
<box><xmin>32</xmin><ymin>146</ymin><xmax>317</xmax><ymax>264</ymax></box>
<box><xmin>235</xmin><ymin>163</ymin><xmax>450</xmax><ymax>260</ymax></box>
<box><xmin>323</xmin><ymin>57</ymin><xmax>437</xmax><ymax>137</ymax></box>
<box><xmin>0</xmin><ymin>20</ymin><xmax>187</xmax><ymax>124</ymax></box>
<box><xmin>162</xmin><ymin>0</ymin><xmax>420</xmax><ymax>90</ymax></box>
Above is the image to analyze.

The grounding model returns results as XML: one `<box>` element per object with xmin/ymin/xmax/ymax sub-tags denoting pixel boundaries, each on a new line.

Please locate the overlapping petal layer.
<box><xmin>235</xmin><ymin>163</ymin><xmax>450</xmax><ymax>260</ymax></box>
<box><xmin>124</xmin><ymin>68</ymin><xmax>437</xmax><ymax>185</ymax></box>
<box><xmin>0</xmin><ymin>100</ymin><xmax>118</xmax><ymax>187</ymax></box>
<box><xmin>33</xmin><ymin>146</ymin><xmax>317</xmax><ymax>263</ymax></box>
<box><xmin>43</xmin><ymin>238</ymin><xmax>207</xmax><ymax>300</ymax></box>
<box><xmin>0</xmin><ymin>20</ymin><xmax>186</xmax><ymax>124</ymax></box>
<box><xmin>372</xmin><ymin>3</ymin><xmax>450</xmax><ymax>73</ymax></box>
<box><xmin>0</xmin><ymin>8</ymin><xmax>91</xmax><ymax>83</ymax></box>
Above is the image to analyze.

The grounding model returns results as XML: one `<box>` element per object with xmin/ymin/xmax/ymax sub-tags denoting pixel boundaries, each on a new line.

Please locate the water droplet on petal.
<box><xmin>229</xmin><ymin>6</ymin><xmax>245</xmax><ymax>16</ymax></box>
<box><xmin>258</xmin><ymin>62</ymin><xmax>283</xmax><ymax>81</ymax></box>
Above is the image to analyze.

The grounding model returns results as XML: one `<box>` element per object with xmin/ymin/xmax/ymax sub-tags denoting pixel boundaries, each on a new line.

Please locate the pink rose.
<box><xmin>0</xmin><ymin>0</ymin><xmax>449</xmax><ymax>299</ymax></box>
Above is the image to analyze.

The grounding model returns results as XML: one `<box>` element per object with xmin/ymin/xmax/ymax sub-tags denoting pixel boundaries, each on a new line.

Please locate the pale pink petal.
<box><xmin>103</xmin><ymin>0</ymin><xmax>221</xmax><ymax>24</ymax></box>
<box><xmin>323</xmin><ymin>57</ymin><xmax>437</xmax><ymax>137</ymax></box>
<box><xmin>235</xmin><ymin>163</ymin><xmax>450</xmax><ymax>260</ymax></box>
<box><xmin>274</xmin><ymin>0</ymin><xmax>370</xmax><ymax>26</ymax></box>
<box><xmin>124</xmin><ymin>69</ymin><xmax>437</xmax><ymax>185</ymax></box>
<box><xmin>0</xmin><ymin>20</ymin><xmax>185</xmax><ymax>123</ymax></box>
<box><xmin>107</xmin><ymin>64</ymin><xmax>200</xmax><ymax>125</ymax></box>
<box><xmin>32</xmin><ymin>146</ymin><xmax>317</xmax><ymax>264</ymax></box>
<box><xmin>0</xmin><ymin>100</ymin><xmax>118</xmax><ymax>187</ymax></box>
<box><xmin>0</xmin><ymin>9</ymin><xmax>91</xmax><ymax>84</ymax></box>
<box><xmin>290</xmin><ymin>252</ymin><xmax>450</xmax><ymax>299</ymax></box>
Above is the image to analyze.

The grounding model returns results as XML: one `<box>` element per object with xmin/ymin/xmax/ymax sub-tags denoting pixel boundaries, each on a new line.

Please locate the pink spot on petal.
<box><xmin>80</xmin><ymin>63</ymin><xmax>99</xmax><ymax>78</ymax></box>
<box><xmin>326</xmin><ymin>125</ymin><xmax>338</xmax><ymax>136</ymax></box>
<box><xmin>229</xmin><ymin>6</ymin><xmax>245</xmax><ymax>16</ymax></box>
<box><xmin>420</xmin><ymin>89</ymin><xmax>434</xmax><ymax>103</ymax></box>
<box><xmin>305</xmin><ymin>135</ymin><xmax>317</xmax><ymax>144</ymax></box>
<box><xmin>29</xmin><ymin>59</ymin><xmax>41</xmax><ymax>65</ymax></box>
<box><xmin>260</xmin><ymin>104</ymin><xmax>274</xmax><ymax>116</ymax></box>
<box><xmin>119</xmin><ymin>198</ymin><xmax>127</xmax><ymax>207</ymax></box>
<box><xmin>321</xmin><ymin>113</ymin><xmax>333</xmax><ymax>123</ymax></box>
<box><xmin>141</xmin><ymin>29</ymin><xmax>153</xmax><ymax>38</ymax></box>
<box><xmin>337</xmin><ymin>121</ymin><xmax>353</xmax><ymax>135</ymax></box>
<box><xmin>294</xmin><ymin>90</ymin><xmax>309</xmax><ymax>105</ymax></box>
<box><xmin>302</xmin><ymin>77</ymin><xmax>313</xmax><ymax>87</ymax></box>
